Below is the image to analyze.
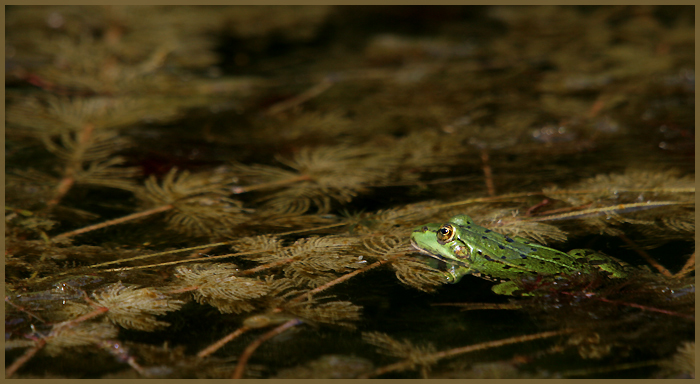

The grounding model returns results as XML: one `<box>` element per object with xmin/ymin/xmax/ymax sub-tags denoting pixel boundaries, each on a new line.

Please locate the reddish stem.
<box><xmin>674</xmin><ymin>252</ymin><xmax>695</xmax><ymax>278</ymax></box>
<box><xmin>5</xmin><ymin>297</ymin><xmax>46</xmax><ymax>323</ymax></box>
<box><xmin>593</xmin><ymin>296</ymin><xmax>694</xmax><ymax>320</ymax></box>
<box><xmin>6</xmin><ymin>338</ymin><xmax>46</xmax><ymax>378</ymax></box>
<box><xmin>197</xmin><ymin>326</ymin><xmax>251</xmax><ymax>358</ymax></box>
<box><xmin>53</xmin><ymin>204</ymin><xmax>174</xmax><ymax>239</ymax></box>
<box><xmin>288</xmin><ymin>257</ymin><xmax>398</xmax><ymax>304</ymax></box>
<box><xmin>618</xmin><ymin>234</ymin><xmax>673</xmax><ymax>277</ymax></box>
<box><xmin>480</xmin><ymin>148</ymin><xmax>496</xmax><ymax>196</ymax></box>
<box><xmin>231</xmin><ymin>319</ymin><xmax>303</xmax><ymax>379</ymax></box>
<box><xmin>46</xmin><ymin>123</ymin><xmax>95</xmax><ymax>209</ymax></box>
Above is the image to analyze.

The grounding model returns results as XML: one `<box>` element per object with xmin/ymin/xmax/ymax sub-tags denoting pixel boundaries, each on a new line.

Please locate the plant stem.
<box><xmin>288</xmin><ymin>256</ymin><xmax>399</xmax><ymax>304</ymax></box>
<box><xmin>93</xmin><ymin>222</ymin><xmax>347</xmax><ymax>272</ymax></box>
<box><xmin>525</xmin><ymin>201</ymin><xmax>691</xmax><ymax>222</ymax></box>
<box><xmin>6</xmin><ymin>339</ymin><xmax>46</xmax><ymax>378</ymax></box>
<box><xmin>431</xmin><ymin>302</ymin><xmax>522</xmax><ymax>311</ymax></box>
<box><xmin>593</xmin><ymin>296</ymin><xmax>693</xmax><ymax>320</ymax></box>
<box><xmin>361</xmin><ymin>328</ymin><xmax>576</xmax><ymax>378</ymax></box>
<box><xmin>53</xmin><ymin>204</ymin><xmax>174</xmax><ymax>239</ymax></box>
<box><xmin>45</xmin><ymin>123</ymin><xmax>95</xmax><ymax>209</ymax></box>
<box><xmin>197</xmin><ymin>326</ymin><xmax>251</xmax><ymax>358</ymax></box>
<box><xmin>480</xmin><ymin>148</ymin><xmax>496</xmax><ymax>196</ymax></box>
<box><xmin>231</xmin><ymin>319</ymin><xmax>303</xmax><ymax>379</ymax></box>
<box><xmin>231</xmin><ymin>174</ymin><xmax>312</xmax><ymax>194</ymax></box>
<box><xmin>52</xmin><ymin>306</ymin><xmax>109</xmax><ymax>332</ymax></box>
<box><xmin>5</xmin><ymin>296</ymin><xmax>47</xmax><ymax>323</ymax></box>
<box><xmin>266</xmin><ymin>77</ymin><xmax>333</xmax><ymax>115</ymax></box>
<box><xmin>674</xmin><ymin>252</ymin><xmax>695</xmax><ymax>278</ymax></box>
<box><xmin>618</xmin><ymin>234</ymin><xmax>673</xmax><ymax>277</ymax></box>
<box><xmin>561</xmin><ymin>359</ymin><xmax>663</xmax><ymax>377</ymax></box>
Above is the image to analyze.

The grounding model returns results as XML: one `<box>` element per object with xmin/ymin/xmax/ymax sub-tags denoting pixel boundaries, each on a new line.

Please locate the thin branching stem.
<box><xmin>101</xmin><ymin>253</ymin><xmax>245</xmax><ymax>272</ymax></box>
<box><xmin>231</xmin><ymin>319</ymin><xmax>303</xmax><ymax>379</ymax></box>
<box><xmin>237</xmin><ymin>258</ymin><xmax>297</xmax><ymax>276</ymax></box>
<box><xmin>674</xmin><ymin>252</ymin><xmax>695</xmax><ymax>278</ymax></box>
<box><xmin>360</xmin><ymin>328</ymin><xmax>577</xmax><ymax>378</ymax></box>
<box><xmin>88</xmin><ymin>222</ymin><xmax>345</xmax><ymax>269</ymax></box>
<box><xmin>434</xmin><ymin>189</ymin><xmax>693</xmax><ymax>211</ymax></box>
<box><xmin>524</xmin><ymin>201</ymin><xmax>692</xmax><ymax>222</ymax></box>
<box><xmin>6</xmin><ymin>339</ymin><xmax>46</xmax><ymax>378</ymax></box>
<box><xmin>53</xmin><ymin>204</ymin><xmax>174</xmax><ymax>239</ymax></box>
<box><xmin>88</xmin><ymin>240</ymin><xmax>235</xmax><ymax>269</ymax></box>
<box><xmin>5</xmin><ymin>296</ymin><xmax>47</xmax><ymax>323</ymax></box>
<box><xmin>431</xmin><ymin>302</ymin><xmax>522</xmax><ymax>311</ymax></box>
<box><xmin>52</xmin><ymin>306</ymin><xmax>110</xmax><ymax>332</ymax></box>
<box><xmin>46</xmin><ymin>123</ymin><xmax>95</xmax><ymax>209</ymax></box>
<box><xmin>617</xmin><ymin>234</ymin><xmax>673</xmax><ymax>277</ymax></box>
<box><xmin>165</xmin><ymin>286</ymin><xmax>200</xmax><ymax>294</ymax></box>
<box><xmin>480</xmin><ymin>148</ymin><xmax>496</xmax><ymax>196</ymax></box>
<box><xmin>266</xmin><ymin>77</ymin><xmax>334</xmax><ymax>115</ymax></box>
<box><xmin>589</xmin><ymin>296</ymin><xmax>694</xmax><ymax>320</ymax></box>
<box><xmin>530</xmin><ymin>202</ymin><xmax>593</xmax><ymax>216</ymax></box>
<box><xmin>197</xmin><ymin>326</ymin><xmax>251</xmax><ymax>358</ymax></box>
<box><xmin>561</xmin><ymin>359</ymin><xmax>663</xmax><ymax>378</ymax></box>
<box><xmin>288</xmin><ymin>256</ymin><xmax>401</xmax><ymax>304</ymax></box>
<box><xmin>7</xmin><ymin>305</ymin><xmax>109</xmax><ymax>378</ymax></box>
<box><xmin>94</xmin><ymin>222</ymin><xmax>347</xmax><ymax>272</ymax></box>
<box><xmin>231</xmin><ymin>175</ymin><xmax>312</xmax><ymax>194</ymax></box>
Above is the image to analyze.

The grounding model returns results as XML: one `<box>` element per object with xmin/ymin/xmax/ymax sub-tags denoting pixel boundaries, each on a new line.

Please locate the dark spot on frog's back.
<box><xmin>505</xmin><ymin>237</ymin><xmax>514</xmax><ymax>243</ymax></box>
<box><xmin>498</xmin><ymin>244</ymin><xmax>505</xmax><ymax>250</ymax></box>
<box><xmin>484</xmin><ymin>229</ymin><xmax>491</xmax><ymax>233</ymax></box>
<box><xmin>588</xmin><ymin>259</ymin><xmax>607</xmax><ymax>266</ymax></box>
<box><xmin>520</xmin><ymin>254</ymin><xmax>528</xmax><ymax>259</ymax></box>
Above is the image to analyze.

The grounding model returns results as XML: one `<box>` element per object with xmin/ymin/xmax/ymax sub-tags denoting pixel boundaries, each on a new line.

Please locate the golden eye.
<box><xmin>436</xmin><ymin>224</ymin><xmax>455</xmax><ymax>243</ymax></box>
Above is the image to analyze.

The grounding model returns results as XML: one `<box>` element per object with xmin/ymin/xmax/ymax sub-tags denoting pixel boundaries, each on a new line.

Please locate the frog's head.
<box><xmin>410</xmin><ymin>218</ymin><xmax>471</xmax><ymax>266</ymax></box>
<box><xmin>447</xmin><ymin>214</ymin><xmax>474</xmax><ymax>226</ymax></box>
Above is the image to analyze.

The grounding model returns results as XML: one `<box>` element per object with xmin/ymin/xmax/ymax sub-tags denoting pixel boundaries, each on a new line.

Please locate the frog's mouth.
<box><xmin>410</xmin><ymin>238</ymin><xmax>470</xmax><ymax>268</ymax></box>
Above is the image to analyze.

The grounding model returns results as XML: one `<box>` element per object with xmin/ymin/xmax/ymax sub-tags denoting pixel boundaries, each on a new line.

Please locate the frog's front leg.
<box><xmin>491</xmin><ymin>280</ymin><xmax>524</xmax><ymax>296</ymax></box>
<box><xmin>444</xmin><ymin>264</ymin><xmax>472</xmax><ymax>284</ymax></box>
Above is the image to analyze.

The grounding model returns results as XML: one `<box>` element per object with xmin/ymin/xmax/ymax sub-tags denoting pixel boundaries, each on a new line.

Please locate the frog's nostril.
<box><xmin>422</xmin><ymin>226</ymin><xmax>429</xmax><ymax>232</ymax></box>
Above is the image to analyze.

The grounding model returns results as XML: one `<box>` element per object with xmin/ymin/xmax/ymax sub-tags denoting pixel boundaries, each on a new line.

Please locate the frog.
<box><xmin>410</xmin><ymin>214</ymin><xmax>628</xmax><ymax>295</ymax></box>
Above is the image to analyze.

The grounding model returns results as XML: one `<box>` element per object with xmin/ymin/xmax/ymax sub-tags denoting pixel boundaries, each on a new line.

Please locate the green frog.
<box><xmin>410</xmin><ymin>214</ymin><xmax>628</xmax><ymax>295</ymax></box>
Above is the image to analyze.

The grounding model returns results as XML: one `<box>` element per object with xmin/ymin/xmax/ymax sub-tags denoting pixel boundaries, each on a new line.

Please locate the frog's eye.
<box><xmin>436</xmin><ymin>224</ymin><xmax>455</xmax><ymax>244</ymax></box>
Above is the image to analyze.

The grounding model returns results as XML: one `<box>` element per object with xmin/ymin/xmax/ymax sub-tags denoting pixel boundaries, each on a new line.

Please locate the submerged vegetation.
<box><xmin>5</xmin><ymin>5</ymin><xmax>694</xmax><ymax>379</ymax></box>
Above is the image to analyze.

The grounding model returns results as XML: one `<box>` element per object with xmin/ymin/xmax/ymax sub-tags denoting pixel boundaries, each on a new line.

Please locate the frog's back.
<box><xmin>448</xmin><ymin>215</ymin><xmax>587</xmax><ymax>276</ymax></box>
